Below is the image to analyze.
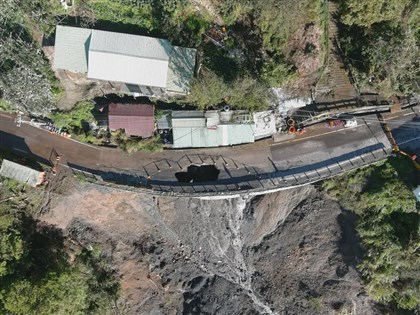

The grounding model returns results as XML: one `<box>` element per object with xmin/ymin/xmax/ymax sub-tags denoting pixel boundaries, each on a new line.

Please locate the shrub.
<box><xmin>50</xmin><ymin>100</ymin><xmax>96</xmax><ymax>134</ymax></box>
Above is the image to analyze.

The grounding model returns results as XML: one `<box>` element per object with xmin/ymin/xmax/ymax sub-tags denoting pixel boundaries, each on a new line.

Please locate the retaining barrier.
<box><xmin>67</xmin><ymin>147</ymin><xmax>391</xmax><ymax>198</ymax></box>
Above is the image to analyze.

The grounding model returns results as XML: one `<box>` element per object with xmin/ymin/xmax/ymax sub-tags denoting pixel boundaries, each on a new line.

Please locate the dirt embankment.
<box><xmin>41</xmin><ymin>177</ymin><xmax>381</xmax><ymax>315</ymax></box>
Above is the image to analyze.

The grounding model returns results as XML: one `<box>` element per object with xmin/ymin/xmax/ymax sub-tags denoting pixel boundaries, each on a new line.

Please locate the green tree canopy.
<box><xmin>340</xmin><ymin>0</ymin><xmax>412</xmax><ymax>27</ymax></box>
<box><xmin>187</xmin><ymin>70</ymin><xmax>228</xmax><ymax>109</ymax></box>
<box><xmin>227</xmin><ymin>76</ymin><xmax>274</xmax><ymax>111</ymax></box>
<box><xmin>0</xmin><ymin>178</ymin><xmax>119</xmax><ymax>314</ymax></box>
<box><xmin>323</xmin><ymin>159</ymin><xmax>420</xmax><ymax>310</ymax></box>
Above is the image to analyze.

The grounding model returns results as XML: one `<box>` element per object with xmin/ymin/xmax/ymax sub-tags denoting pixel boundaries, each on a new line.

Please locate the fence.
<box><xmin>66</xmin><ymin>147</ymin><xmax>391</xmax><ymax>198</ymax></box>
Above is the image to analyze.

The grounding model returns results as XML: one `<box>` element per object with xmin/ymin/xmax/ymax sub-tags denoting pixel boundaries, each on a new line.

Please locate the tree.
<box><xmin>0</xmin><ymin>1</ymin><xmax>56</xmax><ymax>116</ymax></box>
<box><xmin>338</xmin><ymin>0</ymin><xmax>420</xmax><ymax>95</ymax></box>
<box><xmin>227</xmin><ymin>76</ymin><xmax>273</xmax><ymax>111</ymax></box>
<box><xmin>187</xmin><ymin>70</ymin><xmax>228</xmax><ymax>109</ymax></box>
<box><xmin>187</xmin><ymin>70</ymin><xmax>274</xmax><ymax>111</ymax></box>
<box><xmin>0</xmin><ymin>205</ymin><xmax>27</xmax><ymax>279</ymax></box>
<box><xmin>0</xmin><ymin>179</ymin><xmax>120</xmax><ymax>314</ymax></box>
<box><xmin>366</xmin><ymin>31</ymin><xmax>420</xmax><ymax>95</ymax></box>
<box><xmin>323</xmin><ymin>159</ymin><xmax>420</xmax><ymax>310</ymax></box>
<box><xmin>340</xmin><ymin>0</ymin><xmax>412</xmax><ymax>27</ymax></box>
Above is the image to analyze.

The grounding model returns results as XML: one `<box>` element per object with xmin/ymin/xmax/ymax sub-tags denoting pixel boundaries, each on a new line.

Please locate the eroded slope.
<box><xmin>41</xmin><ymin>182</ymin><xmax>379</xmax><ymax>314</ymax></box>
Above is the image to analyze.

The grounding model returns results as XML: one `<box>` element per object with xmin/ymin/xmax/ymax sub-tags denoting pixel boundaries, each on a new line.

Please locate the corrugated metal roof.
<box><xmin>88</xmin><ymin>50</ymin><xmax>169</xmax><ymax>87</ymax></box>
<box><xmin>53</xmin><ymin>25</ymin><xmax>91</xmax><ymax>73</ymax></box>
<box><xmin>90</xmin><ymin>29</ymin><xmax>172</xmax><ymax>60</ymax></box>
<box><xmin>172</xmin><ymin>124</ymin><xmax>254</xmax><ymax>148</ymax></box>
<box><xmin>109</xmin><ymin>103</ymin><xmax>154</xmax><ymax>116</ymax></box>
<box><xmin>172</xmin><ymin>118</ymin><xmax>206</xmax><ymax>128</ymax></box>
<box><xmin>166</xmin><ymin>46</ymin><xmax>196</xmax><ymax>93</ymax></box>
<box><xmin>0</xmin><ymin>160</ymin><xmax>44</xmax><ymax>187</ymax></box>
<box><xmin>205</xmin><ymin>110</ymin><xmax>220</xmax><ymax>127</ymax></box>
<box><xmin>173</xmin><ymin>128</ymin><xmax>219</xmax><ymax>148</ymax></box>
<box><xmin>87</xmin><ymin>29</ymin><xmax>171</xmax><ymax>87</ymax></box>
<box><xmin>220</xmin><ymin>124</ymin><xmax>255</xmax><ymax>146</ymax></box>
<box><xmin>54</xmin><ymin>26</ymin><xmax>195</xmax><ymax>92</ymax></box>
<box><xmin>108</xmin><ymin>103</ymin><xmax>154</xmax><ymax>137</ymax></box>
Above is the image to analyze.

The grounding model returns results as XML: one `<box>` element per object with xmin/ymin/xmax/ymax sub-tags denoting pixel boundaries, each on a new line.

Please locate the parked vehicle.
<box><xmin>325</xmin><ymin>119</ymin><xmax>344</xmax><ymax>129</ymax></box>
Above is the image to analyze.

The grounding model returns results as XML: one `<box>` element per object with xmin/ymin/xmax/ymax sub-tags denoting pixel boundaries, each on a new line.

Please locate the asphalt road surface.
<box><xmin>1</xmin><ymin>108</ymin><xmax>418</xmax><ymax>194</ymax></box>
<box><xmin>271</xmin><ymin>116</ymin><xmax>389</xmax><ymax>173</ymax></box>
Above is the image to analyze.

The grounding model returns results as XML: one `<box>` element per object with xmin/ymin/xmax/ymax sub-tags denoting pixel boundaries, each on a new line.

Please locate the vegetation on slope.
<box><xmin>0</xmin><ymin>0</ymin><xmax>323</xmax><ymax>112</ymax></box>
<box><xmin>186</xmin><ymin>0</ymin><xmax>323</xmax><ymax>109</ymax></box>
<box><xmin>323</xmin><ymin>157</ymin><xmax>420</xmax><ymax>310</ymax></box>
<box><xmin>0</xmin><ymin>160</ymin><xmax>120</xmax><ymax>315</ymax></box>
<box><xmin>216</xmin><ymin>0</ymin><xmax>320</xmax><ymax>85</ymax></box>
<box><xmin>78</xmin><ymin>0</ymin><xmax>211</xmax><ymax>47</ymax></box>
<box><xmin>187</xmin><ymin>70</ymin><xmax>274</xmax><ymax>111</ymax></box>
<box><xmin>0</xmin><ymin>1</ymin><xmax>63</xmax><ymax>115</ymax></box>
<box><xmin>337</xmin><ymin>0</ymin><xmax>420</xmax><ymax>96</ymax></box>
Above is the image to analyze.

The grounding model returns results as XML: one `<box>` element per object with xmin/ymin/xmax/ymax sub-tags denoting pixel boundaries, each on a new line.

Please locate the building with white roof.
<box><xmin>54</xmin><ymin>25</ymin><xmax>196</xmax><ymax>95</ymax></box>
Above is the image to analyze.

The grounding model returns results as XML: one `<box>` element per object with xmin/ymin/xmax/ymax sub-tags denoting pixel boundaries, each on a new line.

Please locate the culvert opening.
<box><xmin>175</xmin><ymin>164</ymin><xmax>220</xmax><ymax>183</ymax></box>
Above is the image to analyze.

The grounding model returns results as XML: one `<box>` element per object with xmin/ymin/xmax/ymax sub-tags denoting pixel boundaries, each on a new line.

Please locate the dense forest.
<box><xmin>0</xmin><ymin>154</ymin><xmax>120</xmax><ymax>314</ymax></box>
<box><xmin>337</xmin><ymin>0</ymin><xmax>420</xmax><ymax>96</ymax></box>
<box><xmin>324</xmin><ymin>157</ymin><xmax>420</xmax><ymax>311</ymax></box>
<box><xmin>0</xmin><ymin>183</ymin><xmax>120</xmax><ymax>314</ymax></box>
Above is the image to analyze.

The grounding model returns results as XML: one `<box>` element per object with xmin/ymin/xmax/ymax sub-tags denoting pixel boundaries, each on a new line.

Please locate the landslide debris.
<box><xmin>41</xmin><ymin>180</ymin><xmax>381</xmax><ymax>315</ymax></box>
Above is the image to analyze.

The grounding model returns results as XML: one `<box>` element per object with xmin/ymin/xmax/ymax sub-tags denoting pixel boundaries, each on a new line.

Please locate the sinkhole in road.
<box><xmin>175</xmin><ymin>164</ymin><xmax>220</xmax><ymax>183</ymax></box>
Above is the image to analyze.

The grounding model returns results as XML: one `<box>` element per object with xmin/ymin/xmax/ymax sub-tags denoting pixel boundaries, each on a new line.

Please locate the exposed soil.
<box><xmin>41</xmin><ymin>43</ymin><xmax>104</xmax><ymax>110</ymax></box>
<box><xmin>54</xmin><ymin>70</ymin><xmax>102</xmax><ymax>110</ymax></box>
<box><xmin>40</xmin><ymin>174</ymin><xmax>381</xmax><ymax>314</ymax></box>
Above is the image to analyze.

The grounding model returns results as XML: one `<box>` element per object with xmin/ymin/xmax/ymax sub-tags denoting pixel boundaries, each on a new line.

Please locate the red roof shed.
<box><xmin>108</xmin><ymin>103</ymin><xmax>155</xmax><ymax>137</ymax></box>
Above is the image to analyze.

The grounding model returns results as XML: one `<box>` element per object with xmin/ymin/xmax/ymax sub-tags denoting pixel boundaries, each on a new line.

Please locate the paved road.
<box><xmin>1</xmin><ymin>108</ymin><xmax>417</xmax><ymax>195</ymax></box>
<box><xmin>271</xmin><ymin>117</ymin><xmax>389</xmax><ymax>172</ymax></box>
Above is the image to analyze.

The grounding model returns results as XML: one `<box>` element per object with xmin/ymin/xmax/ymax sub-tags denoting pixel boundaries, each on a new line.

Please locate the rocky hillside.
<box><xmin>41</xmin><ymin>180</ymin><xmax>381</xmax><ymax>314</ymax></box>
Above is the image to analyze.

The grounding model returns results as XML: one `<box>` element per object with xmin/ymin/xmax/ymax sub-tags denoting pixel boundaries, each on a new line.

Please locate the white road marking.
<box><xmin>403</xmin><ymin>112</ymin><xmax>416</xmax><ymax>116</ymax></box>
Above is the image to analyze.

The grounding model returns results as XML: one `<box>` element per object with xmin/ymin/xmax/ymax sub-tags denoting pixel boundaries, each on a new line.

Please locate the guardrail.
<box><xmin>67</xmin><ymin>147</ymin><xmax>391</xmax><ymax>198</ymax></box>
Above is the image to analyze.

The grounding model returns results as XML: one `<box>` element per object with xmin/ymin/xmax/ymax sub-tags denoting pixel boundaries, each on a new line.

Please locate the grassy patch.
<box><xmin>120</xmin><ymin>135</ymin><xmax>163</xmax><ymax>154</ymax></box>
<box><xmin>74</xmin><ymin>133</ymin><xmax>103</xmax><ymax>145</ymax></box>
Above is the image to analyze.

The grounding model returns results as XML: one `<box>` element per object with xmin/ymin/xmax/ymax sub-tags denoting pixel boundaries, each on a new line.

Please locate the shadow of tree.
<box><xmin>26</xmin><ymin>221</ymin><xmax>68</xmax><ymax>279</ymax></box>
<box><xmin>336</xmin><ymin>210</ymin><xmax>362</xmax><ymax>269</ymax></box>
